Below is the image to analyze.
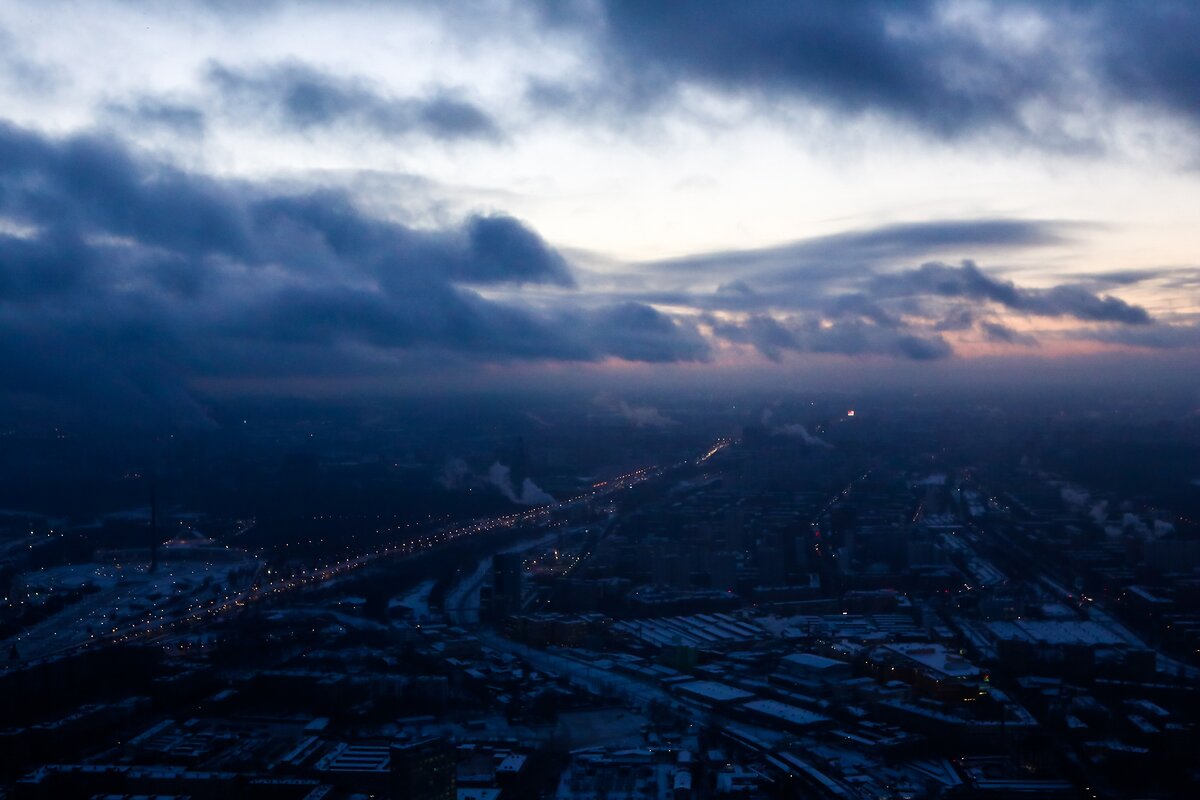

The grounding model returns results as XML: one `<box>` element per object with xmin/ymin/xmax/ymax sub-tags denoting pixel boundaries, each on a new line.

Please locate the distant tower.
<box><xmin>510</xmin><ymin>436</ymin><xmax>529</xmax><ymax>489</ymax></box>
<box><xmin>149</xmin><ymin>476</ymin><xmax>159</xmax><ymax>573</ymax></box>
<box><xmin>490</xmin><ymin>553</ymin><xmax>525</xmax><ymax>620</ymax></box>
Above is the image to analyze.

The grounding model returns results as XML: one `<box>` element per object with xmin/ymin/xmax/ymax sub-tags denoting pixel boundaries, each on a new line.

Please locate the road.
<box><xmin>5</xmin><ymin>457</ymin><xmax>685</xmax><ymax>665</ymax></box>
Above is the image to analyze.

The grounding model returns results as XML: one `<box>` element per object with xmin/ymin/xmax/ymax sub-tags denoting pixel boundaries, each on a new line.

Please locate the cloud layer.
<box><xmin>207</xmin><ymin>61</ymin><xmax>502</xmax><ymax>141</ymax></box>
<box><xmin>0</xmin><ymin>117</ymin><xmax>1185</xmax><ymax>425</ymax></box>
<box><xmin>541</xmin><ymin>0</ymin><xmax>1200</xmax><ymax>146</ymax></box>
<box><xmin>626</xmin><ymin>224</ymin><xmax>1169</xmax><ymax>362</ymax></box>
<box><xmin>0</xmin><ymin>123</ymin><xmax>706</xmax><ymax>424</ymax></box>
<box><xmin>0</xmin><ymin>1</ymin><xmax>1196</xmax><ymax>426</ymax></box>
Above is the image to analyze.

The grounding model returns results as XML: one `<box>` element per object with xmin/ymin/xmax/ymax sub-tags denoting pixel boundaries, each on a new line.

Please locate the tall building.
<box><xmin>490</xmin><ymin>553</ymin><xmax>525</xmax><ymax>619</ymax></box>
<box><xmin>149</xmin><ymin>477</ymin><xmax>159</xmax><ymax>573</ymax></box>
<box><xmin>709</xmin><ymin>550</ymin><xmax>739</xmax><ymax>593</ymax></box>
<box><xmin>756</xmin><ymin>545</ymin><xmax>786</xmax><ymax>586</ymax></box>
<box><xmin>390</xmin><ymin>736</ymin><xmax>456</xmax><ymax>800</ymax></box>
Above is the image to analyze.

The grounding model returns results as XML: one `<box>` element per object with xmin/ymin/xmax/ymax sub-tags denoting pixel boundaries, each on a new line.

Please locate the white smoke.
<box><xmin>438</xmin><ymin>457</ymin><xmax>472</xmax><ymax>490</ymax></box>
<box><xmin>1121</xmin><ymin>512</ymin><xmax>1151</xmax><ymax>538</ymax></box>
<box><xmin>518</xmin><ymin>478</ymin><xmax>555</xmax><ymax>505</ymax></box>
<box><xmin>619</xmin><ymin>401</ymin><xmax>676</xmax><ymax>428</ymax></box>
<box><xmin>1108</xmin><ymin>514</ymin><xmax>1172</xmax><ymax>542</ymax></box>
<box><xmin>487</xmin><ymin>462</ymin><xmax>555</xmax><ymax>506</ymax></box>
<box><xmin>775</xmin><ymin>423</ymin><xmax>832</xmax><ymax>448</ymax></box>
<box><xmin>760</xmin><ymin>408</ymin><xmax>832</xmax><ymax>447</ymax></box>
<box><xmin>595</xmin><ymin>394</ymin><xmax>677</xmax><ymax>428</ymax></box>
<box><xmin>440</xmin><ymin>457</ymin><xmax>554</xmax><ymax>506</ymax></box>
<box><xmin>1060</xmin><ymin>486</ymin><xmax>1090</xmax><ymax>508</ymax></box>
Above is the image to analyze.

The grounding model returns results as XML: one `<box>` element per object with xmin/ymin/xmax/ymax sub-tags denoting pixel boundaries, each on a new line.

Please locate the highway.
<box><xmin>5</xmin><ymin>457</ymin><xmax>682</xmax><ymax>665</ymax></box>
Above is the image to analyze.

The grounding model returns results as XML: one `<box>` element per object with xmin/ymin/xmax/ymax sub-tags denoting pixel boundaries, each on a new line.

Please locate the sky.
<box><xmin>0</xmin><ymin>0</ymin><xmax>1198</xmax><ymax>425</ymax></box>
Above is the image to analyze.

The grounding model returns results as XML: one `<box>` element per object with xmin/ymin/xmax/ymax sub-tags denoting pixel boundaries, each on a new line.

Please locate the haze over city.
<box><xmin>1</xmin><ymin>3</ymin><xmax>1198</xmax><ymax>800</ymax></box>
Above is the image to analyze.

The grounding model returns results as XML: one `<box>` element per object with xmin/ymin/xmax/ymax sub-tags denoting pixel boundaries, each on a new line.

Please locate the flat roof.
<box><xmin>782</xmin><ymin>653</ymin><xmax>849</xmax><ymax>671</ymax></box>
<box><xmin>675</xmin><ymin>680</ymin><xmax>755</xmax><ymax>703</ymax></box>
<box><xmin>884</xmin><ymin>643</ymin><xmax>980</xmax><ymax>679</ymax></box>
<box><xmin>744</xmin><ymin>699</ymin><xmax>829</xmax><ymax>728</ymax></box>
<box><xmin>458</xmin><ymin>790</ymin><xmax>502</xmax><ymax>800</ymax></box>
<box><xmin>985</xmin><ymin>620</ymin><xmax>1126</xmax><ymax>647</ymax></box>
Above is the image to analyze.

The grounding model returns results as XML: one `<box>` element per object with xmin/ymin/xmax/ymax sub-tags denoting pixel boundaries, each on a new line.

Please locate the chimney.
<box><xmin>150</xmin><ymin>476</ymin><xmax>159</xmax><ymax>573</ymax></box>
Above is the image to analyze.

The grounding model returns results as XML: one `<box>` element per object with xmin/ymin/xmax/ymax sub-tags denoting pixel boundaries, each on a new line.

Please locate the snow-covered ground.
<box><xmin>388</xmin><ymin>579</ymin><xmax>436</xmax><ymax>621</ymax></box>
<box><xmin>444</xmin><ymin>558</ymin><xmax>492</xmax><ymax>625</ymax></box>
<box><xmin>443</xmin><ymin>531</ymin><xmax>561</xmax><ymax>625</ymax></box>
<box><xmin>7</xmin><ymin>550</ymin><xmax>259</xmax><ymax>661</ymax></box>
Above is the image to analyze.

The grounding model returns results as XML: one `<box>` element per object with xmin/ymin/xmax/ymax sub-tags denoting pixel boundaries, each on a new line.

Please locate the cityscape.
<box><xmin>1</xmin><ymin>1</ymin><xmax>1199</xmax><ymax>798</ymax></box>
<box><xmin>2</xmin><ymin>391</ymin><xmax>1198</xmax><ymax>798</ymax></box>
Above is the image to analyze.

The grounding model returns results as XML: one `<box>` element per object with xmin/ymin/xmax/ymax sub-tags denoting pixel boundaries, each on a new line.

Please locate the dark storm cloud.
<box><xmin>1085</xmin><ymin>323</ymin><xmax>1200</xmax><ymax>351</ymax></box>
<box><xmin>934</xmin><ymin>307</ymin><xmax>976</xmax><ymax>332</ymax></box>
<box><xmin>0</xmin><ymin>125</ymin><xmax>252</xmax><ymax>260</ymax></box>
<box><xmin>630</xmin><ymin>219</ymin><xmax>1149</xmax><ymax>330</ymax></box>
<box><xmin>868</xmin><ymin>261</ymin><xmax>1152</xmax><ymax>324</ymax></box>
<box><xmin>531</xmin><ymin>0</ymin><xmax>1060</xmax><ymax>139</ymax></box>
<box><xmin>148</xmin><ymin>1</ymin><xmax>1200</xmax><ymax>142</ymax></box>
<box><xmin>531</xmin><ymin>1</ymin><xmax>1200</xmax><ymax>143</ymax></box>
<box><xmin>0</xmin><ymin>230</ymin><xmax>96</xmax><ymax>300</ymax></box>
<box><xmin>0</xmin><ymin>123</ymin><xmax>705</xmax><ymax>425</ymax></box>
<box><xmin>1092</xmin><ymin>1</ymin><xmax>1200</xmax><ymax>126</ymax></box>
<box><xmin>1066</xmin><ymin>266</ymin><xmax>1200</xmax><ymax>296</ymax></box>
<box><xmin>705</xmin><ymin>314</ymin><xmax>796</xmax><ymax>362</ymax></box>
<box><xmin>582</xmin><ymin>302</ymin><xmax>710</xmax><ymax>363</ymax></box>
<box><xmin>49</xmin><ymin>2</ymin><xmax>1200</xmax><ymax>152</ymax></box>
<box><xmin>979</xmin><ymin>320</ymin><xmax>1038</xmax><ymax>346</ymax></box>
<box><xmin>698</xmin><ymin>263</ymin><xmax>1167</xmax><ymax>359</ymax></box>
<box><xmin>826</xmin><ymin>293</ymin><xmax>900</xmax><ymax>328</ymax></box>
<box><xmin>647</xmin><ymin>218</ymin><xmax>1069</xmax><ymax>281</ymax></box>
<box><xmin>103</xmin><ymin>97</ymin><xmax>207</xmax><ymax>136</ymax></box>
<box><xmin>589</xmin><ymin>0</ymin><xmax>1044</xmax><ymax>137</ymax></box>
<box><xmin>206</xmin><ymin>61</ymin><xmax>501</xmax><ymax>141</ymax></box>
<box><xmin>708</xmin><ymin>314</ymin><xmax>952</xmax><ymax>362</ymax></box>
<box><xmin>0</xmin><ymin>25</ymin><xmax>60</xmax><ymax>95</ymax></box>
<box><xmin>655</xmin><ymin>227</ymin><xmax>1159</xmax><ymax>362</ymax></box>
<box><xmin>246</xmin><ymin>192</ymin><xmax>574</xmax><ymax>288</ymax></box>
<box><xmin>1068</xmin><ymin>269</ymin><xmax>1173</xmax><ymax>288</ymax></box>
